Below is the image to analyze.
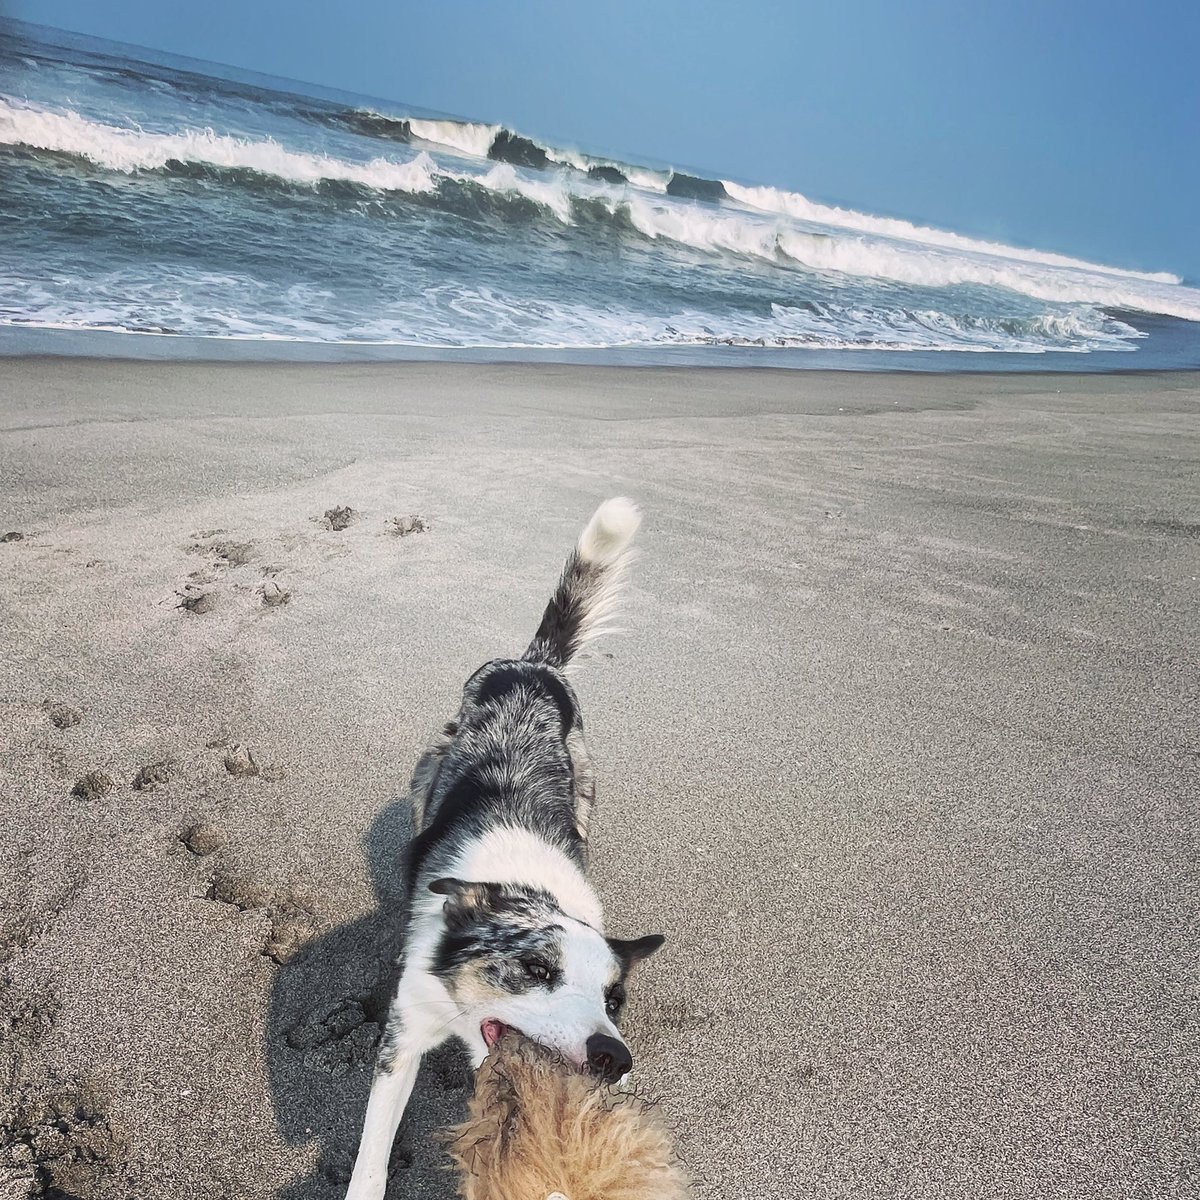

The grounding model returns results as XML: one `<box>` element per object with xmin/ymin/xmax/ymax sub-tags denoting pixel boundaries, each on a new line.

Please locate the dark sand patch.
<box><xmin>1143</xmin><ymin>517</ymin><xmax>1200</xmax><ymax>538</ymax></box>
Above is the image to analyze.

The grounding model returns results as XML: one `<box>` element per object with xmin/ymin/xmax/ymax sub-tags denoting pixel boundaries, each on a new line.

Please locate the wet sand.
<box><xmin>1</xmin><ymin>359</ymin><xmax>1197</xmax><ymax>1199</ymax></box>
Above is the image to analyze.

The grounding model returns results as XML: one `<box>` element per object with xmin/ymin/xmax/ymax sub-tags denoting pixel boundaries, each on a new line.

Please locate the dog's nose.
<box><xmin>585</xmin><ymin>1033</ymin><xmax>632</xmax><ymax>1081</ymax></box>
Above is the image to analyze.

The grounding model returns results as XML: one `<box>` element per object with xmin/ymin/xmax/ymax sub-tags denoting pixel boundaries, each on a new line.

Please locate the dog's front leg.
<box><xmin>345</xmin><ymin>971</ymin><xmax>455</xmax><ymax>1200</ymax></box>
<box><xmin>344</xmin><ymin>1056</ymin><xmax>419</xmax><ymax>1200</ymax></box>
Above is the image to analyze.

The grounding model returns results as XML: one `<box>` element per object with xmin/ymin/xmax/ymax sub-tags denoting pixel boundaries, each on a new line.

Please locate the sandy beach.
<box><xmin>1</xmin><ymin>358</ymin><xmax>1196</xmax><ymax>1200</ymax></box>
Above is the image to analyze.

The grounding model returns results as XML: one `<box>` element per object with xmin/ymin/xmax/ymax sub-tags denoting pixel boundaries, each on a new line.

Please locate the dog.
<box><xmin>345</xmin><ymin>497</ymin><xmax>665</xmax><ymax>1200</ymax></box>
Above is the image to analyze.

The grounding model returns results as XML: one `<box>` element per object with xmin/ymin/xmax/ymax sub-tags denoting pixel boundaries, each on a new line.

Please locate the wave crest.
<box><xmin>722</xmin><ymin>179</ymin><xmax>1181</xmax><ymax>285</ymax></box>
<box><xmin>408</xmin><ymin>116</ymin><xmax>500</xmax><ymax>159</ymax></box>
<box><xmin>0</xmin><ymin>99</ymin><xmax>440</xmax><ymax>194</ymax></box>
<box><xmin>5</xmin><ymin>99</ymin><xmax>1199</xmax><ymax>325</ymax></box>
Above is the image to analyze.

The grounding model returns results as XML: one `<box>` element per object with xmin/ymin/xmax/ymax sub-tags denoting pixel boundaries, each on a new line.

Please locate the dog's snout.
<box><xmin>585</xmin><ymin>1033</ymin><xmax>632</xmax><ymax>1081</ymax></box>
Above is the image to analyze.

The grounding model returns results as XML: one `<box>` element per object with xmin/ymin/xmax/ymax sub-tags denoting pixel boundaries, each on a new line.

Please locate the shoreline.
<box><xmin>4</xmin><ymin>316</ymin><xmax>1200</xmax><ymax>372</ymax></box>
<box><xmin>1</xmin><ymin>359</ymin><xmax>1197</xmax><ymax>1199</ymax></box>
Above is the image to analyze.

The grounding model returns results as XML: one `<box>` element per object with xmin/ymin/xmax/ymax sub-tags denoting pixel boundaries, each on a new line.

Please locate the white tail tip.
<box><xmin>577</xmin><ymin>496</ymin><xmax>641</xmax><ymax>566</ymax></box>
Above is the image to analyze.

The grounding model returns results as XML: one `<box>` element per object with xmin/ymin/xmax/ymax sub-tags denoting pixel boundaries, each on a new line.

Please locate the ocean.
<box><xmin>3</xmin><ymin>20</ymin><xmax>1199</xmax><ymax>371</ymax></box>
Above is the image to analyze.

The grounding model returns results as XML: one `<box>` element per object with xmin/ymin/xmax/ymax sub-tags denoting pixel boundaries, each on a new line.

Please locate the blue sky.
<box><xmin>9</xmin><ymin>0</ymin><xmax>1199</xmax><ymax>279</ymax></box>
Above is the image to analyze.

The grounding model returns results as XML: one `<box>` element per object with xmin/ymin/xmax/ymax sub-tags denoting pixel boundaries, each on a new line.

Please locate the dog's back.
<box><xmin>406</xmin><ymin>497</ymin><xmax>641</xmax><ymax>891</ymax></box>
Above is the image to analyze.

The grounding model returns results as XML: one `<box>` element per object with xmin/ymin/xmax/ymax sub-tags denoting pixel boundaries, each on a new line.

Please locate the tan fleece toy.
<box><xmin>445</xmin><ymin>1033</ymin><xmax>690</xmax><ymax>1200</ymax></box>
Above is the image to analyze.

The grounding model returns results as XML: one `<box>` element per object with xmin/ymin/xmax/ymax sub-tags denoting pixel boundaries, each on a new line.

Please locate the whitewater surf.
<box><xmin>2</xmin><ymin>20</ymin><xmax>1198</xmax><ymax>368</ymax></box>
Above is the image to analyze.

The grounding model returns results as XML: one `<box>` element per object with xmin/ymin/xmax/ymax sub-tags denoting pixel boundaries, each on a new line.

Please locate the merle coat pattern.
<box><xmin>345</xmin><ymin>498</ymin><xmax>664</xmax><ymax>1200</ymax></box>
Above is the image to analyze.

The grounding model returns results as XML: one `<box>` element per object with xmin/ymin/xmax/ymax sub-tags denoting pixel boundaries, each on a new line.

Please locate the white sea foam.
<box><xmin>611</xmin><ymin>190</ymin><xmax>1200</xmax><ymax>322</ymax></box>
<box><xmin>771</xmin><ymin>229</ymin><xmax>1200</xmax><ymax>321</ymax></box>
<box><xmin>619</xmin><ymin>165</ymin><xmax>667</xmax><ymax>192</ymax></box>
<box><xmin>407</xmin><ymin>117</ymin><xmax>500</xmax><ymax>159</ymax></box>
<box><xmin>5</xmin><ymin>97</ymin><xmax>1198</xmax><ymax>328</ymax></box>
<box><xmin>0</xmin><ymin>98</ymin><xmax>439</xmax><ymax>193</ymax></box>
<box><xmin>467</xmin><ymin>161</ymin><xmax>575</xmax><ymax>222</ymax></box>
<box><xmin>0</xmin><ymin>275</ymin><xmax>1143</xmax><ymax>354</ymax></box>
<box><xmin>722</xmin><ymin>179</ymin><xmax>1179</xmax><ymax>284</ymax></box>
<box><xmin>0</xmin><ymin>98</ymin><xmax>590</xmax><ymax>220</ymax></box>
<box><xmin>540</xmin><ymin>143</ymin><xmax>670</xmax><ymax>192</ymax></box>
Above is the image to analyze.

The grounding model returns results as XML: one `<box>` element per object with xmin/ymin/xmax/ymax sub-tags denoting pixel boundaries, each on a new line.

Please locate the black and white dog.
<box><xmin>345</xmin><ymin>497</ymin><xmax>664</xmax><ymax>1199</ymax></box>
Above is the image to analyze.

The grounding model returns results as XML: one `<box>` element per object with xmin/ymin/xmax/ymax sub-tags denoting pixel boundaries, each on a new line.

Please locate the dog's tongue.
<box><xmin>481</xmin><ymin>1019</ymin><xmax>510</xmax><ymax>1048</ymax></box>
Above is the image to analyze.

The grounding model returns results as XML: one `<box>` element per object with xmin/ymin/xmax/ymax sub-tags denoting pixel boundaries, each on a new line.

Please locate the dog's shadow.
<box><xmin>268</xmin><ymin>794</ymin><xmax>466</xmax><ymax>1199</ymax></box>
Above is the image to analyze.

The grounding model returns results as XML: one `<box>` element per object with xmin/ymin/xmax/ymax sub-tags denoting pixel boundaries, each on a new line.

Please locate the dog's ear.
<box><xmin>429</xmin><ymin>877</ymin><xmax>502</xmax><ymax>920</ymax></box>
<box><xmin>608</xmin><ymin>933</ymin><xmax>665</xmax><ymax>972</ymax></box>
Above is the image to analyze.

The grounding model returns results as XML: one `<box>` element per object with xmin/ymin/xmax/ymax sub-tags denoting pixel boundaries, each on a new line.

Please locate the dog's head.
<box><xmin>428</xmin><ymin>877</ymin><xmax>664</xmax><ymax>1080</ymax></box>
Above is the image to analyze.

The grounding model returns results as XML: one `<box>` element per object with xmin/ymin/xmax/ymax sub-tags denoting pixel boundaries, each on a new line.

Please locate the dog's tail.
<box><xmin>523</xmin><ymin>497</ymin><xmax>641</xmax><ymax>670</ymax></box>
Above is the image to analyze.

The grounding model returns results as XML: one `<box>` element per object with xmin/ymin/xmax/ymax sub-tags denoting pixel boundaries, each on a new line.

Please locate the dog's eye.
<box><xmin>522</xmin><ymin>959</ymin><xmax>552</xmax><ymax>982</ymax></box>
<box><xmin>605</xmin><ymin>986</ymin><xmax>625</xmax><ymax>1016</ymax></box>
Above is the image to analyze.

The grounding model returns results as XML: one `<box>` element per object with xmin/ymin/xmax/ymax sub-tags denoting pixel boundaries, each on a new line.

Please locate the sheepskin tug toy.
<box><xmin>445</xmin><ymin>1032</ymin><xmax>690</xmax><ymax>1200</ymax></box>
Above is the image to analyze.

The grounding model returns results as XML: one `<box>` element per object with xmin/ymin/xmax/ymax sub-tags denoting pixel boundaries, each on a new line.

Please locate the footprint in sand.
<box><xmin>70</xmin><ymin>771</ymin><xmax>112</xmax><ymax>800</ymax></box>
<box><xmin>0</xmin><ymin>987</ymin><xmax>129</xmax><ymax>1198</ymax></box>
<box><xmin>386</xmin><ymin>514</ymin><xmax>428</xmax><ymax>537</ymax></box>
<box><xmin>285</xmin><ymin>996</ymin><xmax>381</xmax><ymax>1076</ymax></box>
<box><xmin>214</xmin><ymin>741</ymin><xmax>284</xmax><ymax>781</ymax></box>
<box><xmin>264</xmin><ymin>897</ymin><xmax>321</xmax><ymax>966</ymax></box>
<box><xmin>176</xmin><ymin>533</ymin><xmax>265</xmax><ymax>616</ymax></box>
<box><xmin>187</xmin><ymin>531</ymin><xmax>257</xmax><ymax>569</ymax></box>
<box><xmin>0</xmin><ymin>859</ymin><xmax>82</xmax><ymax>968</ymax></box>
<box><xmin>202</xmin><ymin>539</ymin><xmax>256</xmax><ymax>567</ymax></box>
<box><xmin>322</xmin><ymin>505</ymin><xmax>357</xmax><ymax>531</ymax></box>
<box><xmin>207</xmin><ymin>867</ymin><xmax>275</xmax><ymax>911</ymax></box>
<box><xmin>317</xmin><ymin>1142</ymin><xmax>414</xmax><ymax>1185</ymax></box>
<box><xmin>180</xmin><ymin>822</ymin><xmax>228</xmax><ymax>858</ymax></box>
<box><xmin>177</xmin><ymin>587</ymin><xmax>218</xmax><ymax>615</ymax></box>
<box><xmin>202</xmin><ymin>864</ymin><xmax>320</xmax><ymax>965</ymax></box>
<box><xmin>131</xmin><ymin>761</ymin><xmax>174</xmax><ymax>791</ymax></box>
<box><xmin>223</xmin><ymin>743</ymin><xmax>259</xmax><ymax>778</ymax></box>
<box><xmin>43</xmin><ymin>701</ymin><xmax>81</xmax><ymax>730</ymax></box>
<box><xmin>259</xmin><ymin>580</ymin><xmax>291</xmax><ymax>608</ymax></box>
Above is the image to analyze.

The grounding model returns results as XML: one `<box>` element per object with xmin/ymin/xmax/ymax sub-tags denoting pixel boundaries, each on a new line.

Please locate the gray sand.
<box><xmin>0</xmin><ymin>359</ymin><xmax>1197</xmax><ymax>1199</ymax></box>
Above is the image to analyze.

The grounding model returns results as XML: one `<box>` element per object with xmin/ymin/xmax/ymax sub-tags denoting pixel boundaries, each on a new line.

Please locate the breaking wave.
<box><xmin>408</xmin><ymin>116</ymin><xmax>500</xmax><ymax>159</ymax></box>
<box><xmin>606</xmin><ymin>192</ymin><xmax>1200</xmax><ymax>321</ymax></box>
<box><xmin>4</xmin><ymin>15</ymin><xmax>1199</xmax><ymax>374</ymax></box>
<box><xmin>324</xmin><ymin>104</ymin><xmax>674</xmax><ymax>190</ymax></box>
<box><xmin>6</xmin><ymin>97</ymin><xmax>1200</xmax><ymax>324</ymax></box>
<box><xmin>721</xmin><ymin>180</ymin><xmax>1181</xmax><ymax>285</ymax></box>
<box><xmin>0</xmin><ymin>98</ymin><xmax>441</xmax><ymax>193</ymax></box>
